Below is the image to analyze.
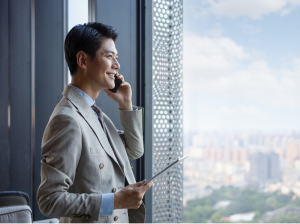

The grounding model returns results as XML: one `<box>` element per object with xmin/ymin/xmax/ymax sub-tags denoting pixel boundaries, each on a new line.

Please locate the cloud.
<box><xmin>196</xmin><ymin>0</ymin><xmax>300</xmax><ymax>20</ymax></box>
<box><xmin>206</xmin><ymin>23</ymin><xmax>223</xmax><ymax>37</ymax></box>
<box><xmin>292</xmin><ymin>58</ymin><xmax>300</xmax><ymax>68</ymax></box>
<box><xmin>237</xmin><ymin>22</ymin><xmax>261</xmax><ymax>35</ymax></box>
<box><xmin>183</xmin><ymin>31</ymin><xmax>300</xmax><ymax>109</ymax></box>
<box><xmin>184</xmin><ymin>32</ymin><xmax>251</xmax><ymax>79</ymax></box>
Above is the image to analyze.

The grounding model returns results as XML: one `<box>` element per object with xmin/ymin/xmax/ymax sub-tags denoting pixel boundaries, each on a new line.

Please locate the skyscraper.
<box><xmin>249</xmin><ymin>152</ymin><xmax>281</xmax><ymax>188</ymax></box>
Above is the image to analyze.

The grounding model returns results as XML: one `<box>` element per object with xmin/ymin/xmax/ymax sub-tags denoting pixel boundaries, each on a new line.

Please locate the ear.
<box><xmin>76</xmin><ymin>51</ymin><xmax>87</xmax><ymax>70</ymax></box>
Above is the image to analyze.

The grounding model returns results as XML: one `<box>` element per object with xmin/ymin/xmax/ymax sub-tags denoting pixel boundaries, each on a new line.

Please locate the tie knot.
<box><xmin>91</xmin><ymin>103</ymin><xmax>103</xmax><ymax>117</ymax></box>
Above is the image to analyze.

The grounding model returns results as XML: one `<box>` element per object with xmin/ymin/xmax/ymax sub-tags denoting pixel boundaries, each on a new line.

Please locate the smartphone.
<box><xmin>109</xmin><ymin>74</ymin><xmax>123</xmax><ymax>93</ymax></box>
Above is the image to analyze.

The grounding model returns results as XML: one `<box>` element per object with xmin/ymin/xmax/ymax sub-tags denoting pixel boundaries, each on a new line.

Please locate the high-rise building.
<box><xmin>268</xmin><ymin>152</ymin><xmax>281</xmax><ymax>182</ymax></box>
<box><xmin>275</xmin><ymin>147</ymin><xmax>285</xmax><ymax>160</ymax></box>
<box><xmin>224</xmin><ymin>149</ymin><xmax>232</xmax><ymax>162</ymax></box>
<box><xmin>240</xmin><ymin>148</ymin><xmax>248</xmax><ymax>163</ymax></box>
<box><xmin>232</xmin><ymin>150</ymin><xmax>239</xmax><ymax>163</ymax></box>
<box><xmin>249</xmin><ymin>152</ymin><xmax>281</xmax><ymax>188</ymax></box>
<box><xmin>286</xmin><ymin>144</ymin><xmax>298</xmax><ymax>169</ymax></box>
<box><xmin>216</xmin><ymin>148</ymin><xmax>223</xmax><ymax>161</ymax></box>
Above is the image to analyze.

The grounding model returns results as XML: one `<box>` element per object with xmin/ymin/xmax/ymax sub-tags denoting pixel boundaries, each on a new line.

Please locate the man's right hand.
<box><xmin>113</xmin><ymin>180</ymin><xmax>153</xmax><ymax>210</ymax></box>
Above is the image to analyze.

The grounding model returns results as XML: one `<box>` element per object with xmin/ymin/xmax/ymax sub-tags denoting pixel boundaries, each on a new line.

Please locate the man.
<box><xmin>37</xmin><ymin>22</ymin><xmax>152</xmax><ymax>223</ymax></box>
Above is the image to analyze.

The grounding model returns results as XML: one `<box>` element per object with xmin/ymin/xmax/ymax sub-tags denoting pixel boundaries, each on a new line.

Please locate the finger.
<box><xmin>131</xmin><ymin>179</ymin><xmax>146</xmax><ymax>187</ymax></box>
<box><xmin>140</xmin><ymin>180</ymin><xmax>153</xmax><ymax>192</ymax></box>
<box><xmin>117</xmin><ymin>74</ymin><xmax>125</xmax><ymax>83</ymax></box>
<box><xmin>134</xmin><ymin>200</ymin><xmax>142</xmax><ymax>209</ymax></box>
<box><xmin>118</xmin><ymin>74</ymin><xmax>124</xmax><ymax>80</ymax></box>
<box><xmin>120</xmin><ymin>81</ymin><xmax>130</xmax><ymax>86</ymax></box>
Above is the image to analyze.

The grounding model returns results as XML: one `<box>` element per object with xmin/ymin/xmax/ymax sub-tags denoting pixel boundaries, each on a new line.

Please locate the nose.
<box><xmin>113</xmin><ymin>58</ymin><xmax>120</xmax><ymax>70</ymax></box>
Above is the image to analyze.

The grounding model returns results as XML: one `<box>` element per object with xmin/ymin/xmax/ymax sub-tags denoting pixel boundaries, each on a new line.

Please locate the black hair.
<box><xmin>64</xmin><ymin>22</ymin><xmax>118</xmax><ymax>75</ymax></box>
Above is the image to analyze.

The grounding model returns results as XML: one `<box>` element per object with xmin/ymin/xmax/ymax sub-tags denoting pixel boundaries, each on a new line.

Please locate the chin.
<box><xmin>107</xmin><ymin>83</ymin><xmax>115</xmax><ymax>90</ymax></box>
<box><xmin>109</xmin><ymin>81</ymin><xmax>115</xmax><ymax>89</ymax></box>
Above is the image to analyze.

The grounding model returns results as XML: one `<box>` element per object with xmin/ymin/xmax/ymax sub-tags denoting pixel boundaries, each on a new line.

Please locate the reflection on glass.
<box><xmin>183</xmin><ymin>0</ymin><xmax>300</xmax><ymax>222</ymax></box>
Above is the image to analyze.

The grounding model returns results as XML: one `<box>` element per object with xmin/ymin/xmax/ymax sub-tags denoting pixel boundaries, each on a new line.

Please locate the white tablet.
<box><xmin>141</xmin><ymin>155</ymin><xmax>189</xmax><ymax>186</ymax></box>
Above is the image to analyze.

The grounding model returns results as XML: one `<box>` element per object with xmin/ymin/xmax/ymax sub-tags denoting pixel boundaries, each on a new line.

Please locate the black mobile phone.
<box><xmin>108</xmin><ymin>74</ymin><xmax>123</xmax><ymax>93</ymax></box>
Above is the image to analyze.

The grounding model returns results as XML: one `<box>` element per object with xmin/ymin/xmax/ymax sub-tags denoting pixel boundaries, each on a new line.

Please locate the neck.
<box><xmin>71</xmin><ymin>74</ymin><xmax>101</xmax><ymax>101</ymax></box>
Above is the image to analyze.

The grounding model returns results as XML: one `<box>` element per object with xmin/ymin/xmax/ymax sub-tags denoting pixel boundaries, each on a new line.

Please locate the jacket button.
<box><xmin>99</xmin><ymin>163</ymin><xmax>104</xmax><ymax>169</ymax></box>
<box><xmin>130</xmin><ymin>164</ymin><xmax>133</xmax><ymax>168</ymax></box>
<box><xmin>112</xmin><ymin>188</ymin><xmax>116</xmax><ymax>193</ymax></box>
<box><xmin>114</xmin><ymin>216</ymin><xmax>118</xmax><ymax>221</ymax></box>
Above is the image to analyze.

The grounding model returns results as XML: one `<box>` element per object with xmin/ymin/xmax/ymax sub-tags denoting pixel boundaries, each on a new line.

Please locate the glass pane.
<box><xmin>183</xmin><ymin>0</ymin><xmax>300</xmax><ymax>223</ymax></box>
<box><xmin>67</xmin><ymin>0</ymin><xmax>88</xmax><ymax>83</ymax></box>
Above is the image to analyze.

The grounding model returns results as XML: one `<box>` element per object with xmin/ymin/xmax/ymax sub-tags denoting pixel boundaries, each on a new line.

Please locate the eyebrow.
<box><xmin>105</xmin><ymin>50</ymin><xmax>118</xmax><ymax>56</ymax></box>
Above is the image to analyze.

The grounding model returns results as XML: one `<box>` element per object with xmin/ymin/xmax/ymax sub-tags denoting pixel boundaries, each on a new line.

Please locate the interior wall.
<box><xmin>0</xmin><ymin>0</ymin><xmax>34</xmax><ymax>209</ymax></box>
<box><xmin>0</xmin><ymin>0</ymin><xmax>10</xmax><ymax>192</ymax></box>
<box><xmin>34</xmin><ymin>0</ymin><xmax>68</xmax><ymax>220</ymax></box>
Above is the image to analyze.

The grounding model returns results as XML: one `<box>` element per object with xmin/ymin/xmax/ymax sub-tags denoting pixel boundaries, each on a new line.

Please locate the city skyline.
<box><xmin>184</xmin><ymin>130</ymin><xmax>300</xmax><ymax>206</ymax></box>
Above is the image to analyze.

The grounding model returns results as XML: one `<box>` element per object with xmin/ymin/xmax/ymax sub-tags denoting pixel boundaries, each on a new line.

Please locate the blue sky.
<box><xmin>183</xmin><ymin>0</ymin><xmax>300</xmax><ymax>132</ymax></box>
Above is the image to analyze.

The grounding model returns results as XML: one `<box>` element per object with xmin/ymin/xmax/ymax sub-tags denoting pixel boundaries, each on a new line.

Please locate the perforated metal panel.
<box><xmin>152</xmin><ymin>0</ymin><xmax>183</xmax><ymax>222</ymax></box>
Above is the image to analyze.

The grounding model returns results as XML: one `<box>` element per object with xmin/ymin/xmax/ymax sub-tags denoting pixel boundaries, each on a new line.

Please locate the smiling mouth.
<box><xmin>107</xmin><ymin>73</ymin><xmax>116</xmax><ymax>78</ymax></box>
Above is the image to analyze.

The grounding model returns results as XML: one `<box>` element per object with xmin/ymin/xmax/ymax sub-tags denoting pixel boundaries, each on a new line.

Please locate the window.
<box><xmin>183</xmin><ymin>0</ymin><xmax>300</xmax><ymax>222</ymax></box>
<box><xmin>67</xmin><ymin>0</ymin><xmax>88</xmax><ymax>83</ymax></box>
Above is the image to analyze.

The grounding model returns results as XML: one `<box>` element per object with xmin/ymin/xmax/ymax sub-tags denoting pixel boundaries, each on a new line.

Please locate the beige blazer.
<box><xmin>37</xmin><ymin>85</ymin><xmax>145</xmax><ymax>223</ymax></box>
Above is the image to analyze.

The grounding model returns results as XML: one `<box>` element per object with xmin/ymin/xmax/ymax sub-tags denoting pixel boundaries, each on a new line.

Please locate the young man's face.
<box><xmin>85</xmin><ymin>38</ymin><xmax>120</xmax><ymax>90</ymax></box>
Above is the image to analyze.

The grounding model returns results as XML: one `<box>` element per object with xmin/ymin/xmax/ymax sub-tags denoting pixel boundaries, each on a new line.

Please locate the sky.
<box><xmin>183</xmin><ymin>0</ymin><xmax>300</xmax><ymax>133</ymax></box>
<box><xmin>68</xmin><ymin>0</ymin><xmax>88</xmax><ymax>29</ymax></box>
<box><xmin>68</xmin><ymin>0</ymin><xmax>88</xmax><ymax>83</ymax></box>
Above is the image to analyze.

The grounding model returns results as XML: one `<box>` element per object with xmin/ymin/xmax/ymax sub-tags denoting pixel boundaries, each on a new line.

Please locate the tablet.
<box><xmin>141</xmin><ymin>155</ymin><xmax>189</xmax><ymax>186</ymax></box>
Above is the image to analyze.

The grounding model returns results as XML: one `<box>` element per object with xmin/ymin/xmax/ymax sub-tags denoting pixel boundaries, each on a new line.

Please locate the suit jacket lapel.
<box><xmin>105</xmin><ymin>128</ymin><xmax>125</xmax><ymax>171</ymax></box>
<box><xmin>62</xmin><ymin>85</ymin><xmax>123</xmax><ymax>173</ymax></box>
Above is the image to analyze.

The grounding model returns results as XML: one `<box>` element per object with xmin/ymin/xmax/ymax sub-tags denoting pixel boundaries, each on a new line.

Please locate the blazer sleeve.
<box><xmin>37</xmin><ymin>114</ymin><xmax>102</xmax><ymax>221</ymax></box>
<box><xmin>118</xmin><ymin>107</ymin><xmax>144</xmax><ymax>160</ymax></box>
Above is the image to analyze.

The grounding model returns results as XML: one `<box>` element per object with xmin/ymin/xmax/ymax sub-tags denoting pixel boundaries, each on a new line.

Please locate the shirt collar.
<box><xmin>70</xmin><ymin>84</ymin><xmax>95</xmax><ymax>107</ymax></box>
